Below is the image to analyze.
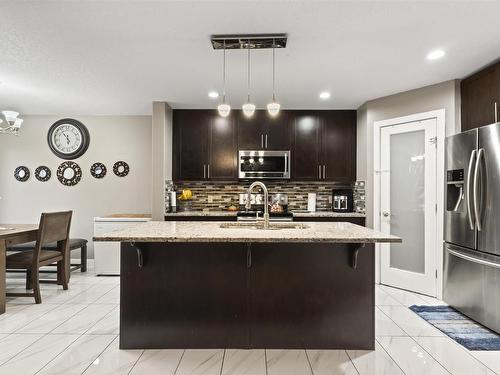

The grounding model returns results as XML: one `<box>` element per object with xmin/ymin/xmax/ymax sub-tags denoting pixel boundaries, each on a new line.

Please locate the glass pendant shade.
<box><xmin>267</xmin><ymin>101</ymin><xmax>280</xmax><ymax>116</ymax></box>
<box><xmin>217</xmin><ymin>102</ymin><xmax>231</xmax><ymax>117</ymax></box>
<box><xmin>2</xmin><ymin>110</ymin><xmax>19</xmax><ymax>125</ymax></box>
<box><xmin>242</xmin><ymin>102</ymin><xmax>256</xmax><ymax>117</ymax></box>
<box><xmin>13</xmin><ymin>118</ymin><xmax>23</xmax><ymax>129</ymax></box>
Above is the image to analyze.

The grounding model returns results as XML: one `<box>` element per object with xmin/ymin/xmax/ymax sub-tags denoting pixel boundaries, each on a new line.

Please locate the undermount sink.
<box><xmin>220</xmin><ymin>222</ymin><xmax>309</xmax><ymax>230</ymax></box>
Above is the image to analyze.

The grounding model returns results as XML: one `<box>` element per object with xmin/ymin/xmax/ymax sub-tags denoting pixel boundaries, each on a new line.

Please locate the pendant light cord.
<box><xmin>272</xmin><ymin>38</ymin><xmax>276</xmax><ymax>101</ymax></box>
<box><xmin>247</xmin><ymin>39</ymin><xmax>251</xmax><ymax>102</ymax></box>
<box><xmin>222</xmin><ymin>40</ymin><xmax>226</xmax><ymax>103</ymax></box>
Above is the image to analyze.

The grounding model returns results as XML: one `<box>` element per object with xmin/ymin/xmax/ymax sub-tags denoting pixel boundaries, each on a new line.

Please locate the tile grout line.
<box><xmin>172</xmin><ymin>349</ymin><xmax>186</xmax><ymax>375</ymax></box>
<box><xmin>80</xmin><ymin>334</ymin><xmax>119</xmax><ymax>375</ymax></box>
<box><xmin>303</xmin><ymin>349</ymin><xmax>314</xmax><ymax>375</ymax></box>
<box><xmin>32</xmin><ymin>333</ymin><xmax>83</xmax><ymax>375</ymax></box>
<box><xmin>264</xmin><ymin>349</ymin><xmax>268</xmax><ymax>375</ymax></box>
<box><xmin>344</xmin><ymin>349</ymin><xmax>361</xmax><ymax>375</ymax></box>
<box><xmin>219</xmin><ymin>349</ymin><xmax>226</xmax><ymax>375</ymax></box>
<box><xmin>374</xmin><ymin>337</ymin><xmax>408</xmax><ymax>375</ymax></box>
<box><xmin>126</xmin><ymin>347</ymin><xmax>146</xmax><ymax>375</ymax></box>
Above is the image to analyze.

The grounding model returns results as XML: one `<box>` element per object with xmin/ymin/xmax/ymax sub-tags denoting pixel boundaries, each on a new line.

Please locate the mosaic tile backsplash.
<box><xmin>166</xmin><ymin>181</ymin><xmax>366</xmax><ymax>213</ymax></box>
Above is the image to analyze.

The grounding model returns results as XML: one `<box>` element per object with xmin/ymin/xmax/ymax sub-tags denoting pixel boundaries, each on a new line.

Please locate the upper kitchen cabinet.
<box><xmin>237</xmin><ymin>111</ymin><xmax>292</xmax><ymax>150</ymax></box>
<box><xmin>293</xmin><ymin>113</ymin><xmax>322</xmax><ymax>180</ymax></box>
<box><xmin>173</xmin><ymin>110</ymin><xmax>237</xmax><ymax>181</ymax></box>
<box><xmin>461</xmin><ymin>61</ymin><xmax>500</xmax><ymax>131</ymax></box>
<box><xmin>292</xmin><ymin>111</ymin><xmax>356</xmax><ymax>182</ymax></box>
<box><xmin>322</xmin><ymin>111</ymin><xmax>356</xmax><ymax>182</ymax></box>
<box><xmin>173</xmin><ymin>110</ymin><xmax>208</xmax><ymax>181</ymax></box>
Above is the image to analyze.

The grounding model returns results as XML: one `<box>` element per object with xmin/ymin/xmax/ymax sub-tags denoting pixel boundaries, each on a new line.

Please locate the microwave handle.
<box><xmin>284</xmin><ymin>153</ymin><xmax>288</xmax><ymax>173</ymax></box>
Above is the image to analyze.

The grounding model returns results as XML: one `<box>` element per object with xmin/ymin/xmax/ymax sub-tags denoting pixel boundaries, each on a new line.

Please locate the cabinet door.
<box><xmin>322</xmin><ymin>111</ymin><xmax>356</xmax><ymax>182</ymax></box>
<box><xmin>237</xmin><ymin>111</ymin><xmax>267</xmax><ymax>150</ymax></box>
<box><xmin>208</xmin><ymin>113</ymin><xmax>237</xmax><ymax>180</ymax></box>
<box><xmin>266</xmin><ymin>111</ymin><xmax>292</xmax><ymax>150</ymax></box>
<box><xmin>173</xmin><ymin>110</ymin><xmax>208</xmax><ymax>180</ymax></box>
<box><xmin>461</xmin><ymin>65</ymin><xmax>498</xmax><ymax>131</ymax></box>
<box><xmin>292</xmin><ymin>113</ymin><xmax>321</xmax><ymax>180</ymax></box>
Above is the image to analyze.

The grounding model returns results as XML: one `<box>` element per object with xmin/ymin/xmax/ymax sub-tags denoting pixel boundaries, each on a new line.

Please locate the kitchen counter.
<box><xmin>94</xmin><ymin>220</ymin><xmax>398</xmax><ymax>243</ymax></box>
<box><xmin>164</xmin><ymin>210</ymin><xmax>237</xmax><ymax>217</ymax></box>
<box><xmin>163</xmin><ymin>210</ymin><xmax>366</xmax><ymax>218</ymax></box>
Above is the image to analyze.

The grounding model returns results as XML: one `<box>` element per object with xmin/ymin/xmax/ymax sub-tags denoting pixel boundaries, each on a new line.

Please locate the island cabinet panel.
<box><xmin>120</xmin><ymin>242</ymin><xmax>248</xmax><ymax>349</ymax></box>
<box><xmin>461</xmin><ymin>61</ymin><xmax>500</xmax><ymax>131</ymax></box>
<box><xmin>249</xmin><ymin>243</ymin><xmax>374</xmax><ymax>349</ymax></box>
<box><xmin>173</xmin><ymin>110</ymin><xmax>237</xmax><ymax>181</ymax></box>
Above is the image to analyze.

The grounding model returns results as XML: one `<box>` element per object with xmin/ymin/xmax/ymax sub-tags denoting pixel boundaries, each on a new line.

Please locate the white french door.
<box><xmin>379</xmin><ymin>118</ymin><xmax>437</xmax><ymax>296</ymax></box>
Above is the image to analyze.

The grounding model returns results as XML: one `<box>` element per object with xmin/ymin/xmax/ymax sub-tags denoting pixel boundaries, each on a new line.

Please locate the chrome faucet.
<box><xmin>245</xmin><ymin>181</ymin><xmax>269</xmax><ymax>229</ymax></box>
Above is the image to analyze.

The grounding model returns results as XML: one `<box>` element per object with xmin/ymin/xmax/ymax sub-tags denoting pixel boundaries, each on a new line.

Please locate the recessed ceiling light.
<box><xmin>427</xmin><ymin>49</ymin><xmax>446</xmax><ymax>60</ymax></box>
<box><xmin>208</xmin><ymin>91</ymin><xmax>219</xmax><ymax>99</ymax></box>
<box><xmin>319</xmin><ymin>91</ymin><xmax>331</xmax><ymax>100</ymax></box>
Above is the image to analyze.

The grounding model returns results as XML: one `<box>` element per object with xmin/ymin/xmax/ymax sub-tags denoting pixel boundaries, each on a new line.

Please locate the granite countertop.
<box><xmin>93</xmin><ymin>221</ymin><xmax>399</xmax><ymax>243</ymax></box>
<box><xmin>164</xmin><ymin>210</ymin><xmax>366</xmax><ymax>218</ymax></box>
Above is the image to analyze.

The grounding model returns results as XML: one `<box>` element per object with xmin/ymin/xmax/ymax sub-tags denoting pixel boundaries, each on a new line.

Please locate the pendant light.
<box><xmin>217</xmin><ymin>40</ymin><xmax>231</xmax><ymax>117</ymax></box>
<box><xmin>242</xmin><ymin>40</ymin><xmax>256</xmax><ymax>117</ymax></box>
<box><xmin>267</xmin><ymin>38</ymin><xmax>280</xmax><ymax>116</ymax></box>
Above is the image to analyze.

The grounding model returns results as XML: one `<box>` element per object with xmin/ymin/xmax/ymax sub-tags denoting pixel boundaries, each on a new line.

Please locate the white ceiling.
<box><xmin>1</xmin><ymin>0</ymin><xmax>500</xmax><ymax>115</ymax></box>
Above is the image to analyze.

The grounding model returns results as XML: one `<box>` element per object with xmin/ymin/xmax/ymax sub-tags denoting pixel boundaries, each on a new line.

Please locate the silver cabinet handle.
<box><xmin>466</xmin><ymin>149</ymin><xmax>476</xmax><ymax>230</ymax></box>
<box><xmin>448</xmin><ymin>248</ymin><xmax>500</xmax><ymax>269</ymax></box>
<box><xmin>473</xmin><ymin>148</ymin><xmax>484</xmax><ymax>231</ymax></box>
<box><xmin>207</xmin><ymin>164</ymin><xmax>210</xmax><ymax>179</ymax></box>
<box><xmin>203</xmin><ymin>164</ymin><xmax>206</xmax><ymax>179</ymax></box>
<box><xmin>265</xmin><ymin>134</ymin><xmax>268</xmax><ymax>149</ymax></box>
<box><xmin>323</xmin><ymin>165</ymin><xmax>326</xmax><ymax>179</ymax></box>
<box><xmin>261</xmin><ymin>134</ymin><xmax>264</xmax><ymax>148</ymax></box>
<box><xmin>318</xmin><ymin>165</ymin><xmax>321</xmax><ymax>179</ymax></box>
<box><xmin>495</xmin><ymin>102</ymin><xmax>498</xmax><ymax>123</ymax></box>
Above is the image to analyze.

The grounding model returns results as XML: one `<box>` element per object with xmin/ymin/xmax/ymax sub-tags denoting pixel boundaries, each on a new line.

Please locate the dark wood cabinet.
<box><xmin>461</xmin><ymin>61</ymin><xmax>500</xmax><ymax>131</ymax></box>
<box><xmin>174</xmin><ymin>109</ymin><xmax>356</xmax><ymax>182</ymax></box>
<box><xmin>237</xmin><ymin>111</ymin><xmax>291</xmax><ymax>150</ymax></box>
<box><xmin>293</xmin><ymin>111</ymin><xmax>356</xmax><ymax>181</ymax></box>
<box><xmin>173</xmin><ymin>110</ymin><xmax>237</xmax><ymax>181</ymax></box>
<box><xmin>293</xmin><ymin>113</ymin><xmax>322</xmax><ymax>180</ymax></box>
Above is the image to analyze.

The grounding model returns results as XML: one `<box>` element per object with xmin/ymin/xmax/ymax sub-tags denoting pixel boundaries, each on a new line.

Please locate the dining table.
<box><xmin>0</xmin><ymin>224</ymin><xmax>38</xmax><ymax>315</ymax></box>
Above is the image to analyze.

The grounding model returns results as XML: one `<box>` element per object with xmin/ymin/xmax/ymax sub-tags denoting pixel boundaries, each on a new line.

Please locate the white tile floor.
<box><xmin>0</xmin><ymin>267</ymin><xmax>499</xmax><ymax>375</ymax></box>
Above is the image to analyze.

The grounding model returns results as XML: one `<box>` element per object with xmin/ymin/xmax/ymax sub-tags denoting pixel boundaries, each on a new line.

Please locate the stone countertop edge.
<box><xmin>93</xmin><ymin>221</ymin><xmax>400</xmax><ymax>243</ymax></box>
<box><xmin>164</xmin><ymin>211</ymin><xmax>366</xmax><ymax>218</ymax></box>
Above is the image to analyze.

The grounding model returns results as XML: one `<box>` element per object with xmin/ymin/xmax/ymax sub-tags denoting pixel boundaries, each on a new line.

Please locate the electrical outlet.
<box><xmin>207</xmin><ymin>195</ymin><xmax>213</xmax><ymax>203</ymax></box>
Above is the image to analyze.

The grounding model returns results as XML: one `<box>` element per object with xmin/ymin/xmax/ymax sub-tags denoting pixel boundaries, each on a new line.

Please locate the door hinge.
<box><xmin>435</xmin><ymin>203</ymin><xmax>438</xmax><ymax>213</ymax></box>
<box><xmin>435</xmin><ymin>269</ymin><xmax>438</xmax><ymax>278</ymax></box>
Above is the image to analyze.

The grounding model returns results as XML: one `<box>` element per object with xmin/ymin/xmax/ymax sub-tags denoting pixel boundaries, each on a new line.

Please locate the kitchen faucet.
<box><xmin>245</xmin><ymin>181</ymin><xmax>269</xmax><ymax>229</ymax></box>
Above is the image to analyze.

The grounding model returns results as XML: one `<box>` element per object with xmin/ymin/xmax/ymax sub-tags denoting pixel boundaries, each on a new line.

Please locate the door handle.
<box><xmin>448</xmin><ymin>248</ymin><xmax>500</xmax><ymax>269</ymax></box>
<box><xmin>203</xmin><ymin>164</ymin><xmax>206</xmax><ymax>179</ymax></box>
<box><xmin>265</xmin><ymin>134</ymin><xmax>268</xmax><ymax>149</ymax></box>
<box><xmin>318</xmin><ymin>165</ymin><xmax>321</xmax><ymax>179</ymax></box>
<box><xmin>323</xmin><ymin>165</ymin><xmax>326</xmax><ymax>179</ymax></box>
<box><xmin>382</xmin><ymin>211</ymin><xmax>390</xmax><ymax>217</ymax></box>
<box><xmin>207</xmin><ymin>164</ymin><xmax>210</xmax><ymax>179</ymax></box>
<box><xmin>261</xmin><ymin>134</ymin><xmax>264</xmax><ymax>148</ymax></box>
<box><xmin>466</xmin><ymin>149</ymin><xmax>476</xmax><ymax>230</ymax></box>
<box><xmin>473</xmin><ymin>148</ymin><xmax>484</xmax><ymax>231</ymax></box>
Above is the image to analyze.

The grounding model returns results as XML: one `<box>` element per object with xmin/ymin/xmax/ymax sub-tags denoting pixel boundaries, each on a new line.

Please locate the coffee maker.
<box><xmin>332</xmin><ymin>188</ymin><xmax>354</xmax><ymax>213</ymax></box>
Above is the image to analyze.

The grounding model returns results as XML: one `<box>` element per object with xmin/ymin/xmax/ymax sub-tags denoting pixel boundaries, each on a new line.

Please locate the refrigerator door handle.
<box><xmin>448</xmin><ymin>247</ymin><xmax>500</xmax><ymax>269</ymax></box>
<box><xmin>466</xmin><ymin>149</ymin><xmax>477</xmax><ymax>230</ymax></box>
<box><xmin>473</xmin><ymin>148</ymin><xmax>484</xmax><ymax>231</ymax></box>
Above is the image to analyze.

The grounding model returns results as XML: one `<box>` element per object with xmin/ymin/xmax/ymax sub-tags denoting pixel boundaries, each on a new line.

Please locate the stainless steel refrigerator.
<box><xmin>444</xmin><ymin>122</ymin><xmax>500</xmax><ymax>334</ymax></box>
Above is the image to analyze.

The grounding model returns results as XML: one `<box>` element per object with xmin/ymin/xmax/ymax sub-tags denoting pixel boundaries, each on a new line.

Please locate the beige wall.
<box><xmin>357</xmin><ymin>80</ymin><xmax>461</xmax><ymax>227</ymax></box>
<box><xmin>0</xmin><ymin>115</ymin><xmax>152</xmax><ymax>257</ymax></box>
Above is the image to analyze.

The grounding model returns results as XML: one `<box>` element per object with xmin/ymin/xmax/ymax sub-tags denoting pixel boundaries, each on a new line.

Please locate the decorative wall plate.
<box><xmin>14</xmin><ymin>166</ymin><xmax>30</xmax><ymax>182</ymax></box>
<box><xmin>47</xmin><ymin>118</ymin><xmax>90</xmax><ymax>160</ymax></box>
<box><xmin>90</xmin><ymin>162</ymin><xmax>107</xmax><ymax>179</ymax></box>
<box><xmin>113</xmin><ymin>161</ymin><xmax>129</xmax><ymax>177</ymax></box>
<box><xmin>34</xmin><ymin>166</ymin><xmax>51</xmax><ymax>182</ymax></box>
<box><xmin>57</xmin><ymin>161</ymin><xmax>82</xmax><ymax>186</ymax></box>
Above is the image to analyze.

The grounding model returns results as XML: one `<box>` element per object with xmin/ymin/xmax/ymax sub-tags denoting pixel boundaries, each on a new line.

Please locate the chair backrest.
<box><xmin>33</xmin><ymin>211</ymin><xmax>73</xmax><ymax>266</ymax></box>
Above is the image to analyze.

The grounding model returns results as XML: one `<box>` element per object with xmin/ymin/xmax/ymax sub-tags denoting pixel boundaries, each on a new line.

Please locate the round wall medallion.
<box><xmin>90</xmin><ymin>162</ymin><xmax>107</xmax><ymax>179</ymax></box>
<box><xmin>34</xmin><ymin>166</ymin><xmax>51</xmax><ymax>182</ymax></box>
<box><xmin>113</xmin><ymin>161</ymin><xmax>129</xmax><ymax>177</ymax></box>
<box><xmin>57</xmin><ymin>161</ymin><xmax>82</xmax><ymax>186</ymax></box>
<box><xmin>47</xmin><ymin>118</ymin><xmax>90</xmax><ymax>160</ymax></box>
<box><xmin>14</xmin><ymin>166</ymin><xmax>30</xmax><ymax>182</ymax></box>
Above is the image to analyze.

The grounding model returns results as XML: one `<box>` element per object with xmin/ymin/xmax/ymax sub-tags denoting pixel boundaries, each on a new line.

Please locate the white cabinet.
<box><xmin>93</xmin><ymin>217</ymin><xmax>151</xmax><ymax>275</ymax></box>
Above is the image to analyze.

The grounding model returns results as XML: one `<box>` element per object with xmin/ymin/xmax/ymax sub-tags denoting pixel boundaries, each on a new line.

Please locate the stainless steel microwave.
<box><xmin>238</xmin><ymin>150</ymin><xmax>290</xmax><ymax>179</ymax></box>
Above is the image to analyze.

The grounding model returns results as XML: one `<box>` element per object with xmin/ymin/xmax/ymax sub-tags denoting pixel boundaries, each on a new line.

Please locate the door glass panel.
<box><xmin>389</xmin><ymin>130</ymin><xmax>425</xmax><ymax>274</ymax></box>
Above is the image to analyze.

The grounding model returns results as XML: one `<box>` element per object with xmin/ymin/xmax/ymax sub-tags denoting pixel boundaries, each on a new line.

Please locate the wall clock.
<box><xmin>47</xmin><ymin>118</ymin><xmax>90</xmax><ymax>160</ymax></box>
<box><xmin>34</xmin><ymin>166</ymin><xmax>51</xmax><ymax>182</ymax></box>
<box><xmin>14</xmin><ymin>166</ymin><xmax>30</xmax><ymax>182</ymax></box>
<box><xmin>90</xmin><ymin>162</ymin><xmax>107</xmax><ymax>179</ymax></box>
<box><xmin>113</xmin><ymin>161</ymin><xmax>129</xmax><ymax>177</ymax></box>
<box><xmin>57</xmin><ymin>161</ymin><xmax>82</xmax><ymax>186</ymax></box>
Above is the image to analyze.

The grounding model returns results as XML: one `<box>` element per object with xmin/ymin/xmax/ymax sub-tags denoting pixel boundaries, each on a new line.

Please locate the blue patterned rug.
<box><xmin>410</xmin><ymin>305</ymin><xmax>500</xmax><ymax>350</ymax></box>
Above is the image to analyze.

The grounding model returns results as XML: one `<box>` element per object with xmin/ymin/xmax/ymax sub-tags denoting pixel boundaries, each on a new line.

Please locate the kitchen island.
<box><xmin>95</xmin><ymin>221</ymin><xmax>400</xmax><ymax>350</ymax></box>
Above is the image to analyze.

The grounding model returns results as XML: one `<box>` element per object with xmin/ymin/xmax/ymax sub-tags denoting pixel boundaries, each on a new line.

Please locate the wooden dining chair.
<box><xmin>6</xmin><ymin>211</ymin><xmax>72</xmax><ymax>304</ymax></box>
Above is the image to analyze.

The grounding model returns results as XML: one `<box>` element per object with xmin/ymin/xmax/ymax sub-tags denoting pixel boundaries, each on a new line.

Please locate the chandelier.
<box><xmin>0</xmin><ymin>111</ymin><xmax>23</xmax><ymax>135</ymax></box>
